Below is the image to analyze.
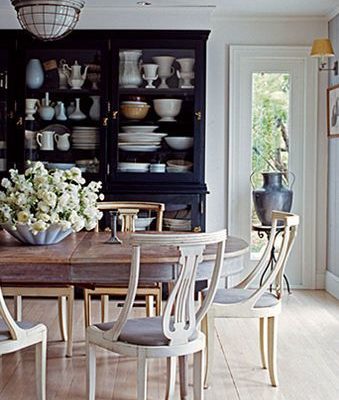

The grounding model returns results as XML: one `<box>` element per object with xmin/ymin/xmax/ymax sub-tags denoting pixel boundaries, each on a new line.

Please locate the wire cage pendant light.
<box><xmin>11</xmin><ymin>0</ymin><xmax>85</xmax><ymax>41</ymax></box>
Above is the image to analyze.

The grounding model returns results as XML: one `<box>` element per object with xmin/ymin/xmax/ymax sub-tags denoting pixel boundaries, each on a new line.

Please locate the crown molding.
<box><xmin>211</xmin><ymin>11</ymin><xmax>327</xmax><ymax>22</ymax></box>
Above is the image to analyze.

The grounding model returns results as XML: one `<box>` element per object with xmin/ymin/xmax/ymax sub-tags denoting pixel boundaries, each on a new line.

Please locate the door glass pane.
<box><xmin>117</xmin><ymin>48</ymin><xmax>195</xmax><ymax>176</ymax></box>
<box><xmin>23</xmin><ymin>47</ymin><xmax>103</xmax><ymax>177</ymax></box>
<box><xmin>251</xmin><ymin>72</ymin><xmax>290</xmax><ymax>259</ymax></box>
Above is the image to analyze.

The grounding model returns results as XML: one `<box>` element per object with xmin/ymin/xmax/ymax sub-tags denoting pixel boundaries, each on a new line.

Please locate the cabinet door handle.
<box><xmin>102</xmin><ymin>117</ymin><xmax>108</xmax><ymax>127</ymax></box>
<box><xmin>112</xmin><ymin>110</ymin><xmax>119</xmax><ymax>120</ymax></box>
<box><xmin>8</xmin><ymin>111</ymin><xmax>14</xmax><ymax>120</ymax></box>
<box><xmin>16</xmin><ymin>117</ymin><xmax>23</xmax><ymax>126</ymax></box>
<box><xmin>193</xmin><ymin>226</ymin><xmax>202</xmax><ymax>233</ymax></box>
<box><xmin>195</xmin><ymin>111</ymin><xmax>202</xmax><ymax>121</ymax></box>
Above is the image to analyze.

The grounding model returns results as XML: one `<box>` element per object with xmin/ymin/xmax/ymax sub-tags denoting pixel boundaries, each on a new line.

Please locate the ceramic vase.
<box><xmin>251</xmin><ymin>171</ymin><xmax>294</xmax><ymax>226</ymax></box>
<box><xmin>119</xmin><ymin>50</ymin><xmax>143</xmax><ymax>88</ymax></box>
<box><xmin>89</xmin><ymin>96</ymin><xmax>100</xmax><ymax>121</ymax></box>
<box><xmin>26</xmin><ymin>59</ymin><xmax>44</xmax><ymax>89</ymax></box>
<box><xmin>69</xmin><ymin>98</ymin><xmax>86</xmax><ymax>120</ymax></box>
<box><xmin>55</xmin><ymin>101</ymin><xmax>67</xmax><ymax>121</ymax></box>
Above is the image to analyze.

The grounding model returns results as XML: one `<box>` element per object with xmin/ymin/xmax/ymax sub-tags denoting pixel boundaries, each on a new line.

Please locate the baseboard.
<box><xmin>325</xmin><ymin>271</ymin><xmax>339</xmax><ymax>300</ymax></box>
<box><xmin>316</xmin><ymin>272</ymin><xmax>326</xmax><ymax>289</ymax></box>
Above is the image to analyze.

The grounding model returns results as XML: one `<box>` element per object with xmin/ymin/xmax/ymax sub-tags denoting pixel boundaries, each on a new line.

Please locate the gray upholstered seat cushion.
<box><xmin>0</xmin><ymin>320</ymin><xmax>37</xmax><ymax>341</ymax></box>
<box><xmin>95</xmin><ymin>316</ymin><xmax>197</xmax><ymax>346</ymax></box>
<box><xmin>213</xmin><ymin>288</ymin><xmax>279</xmax><ymax>308</ymax></box>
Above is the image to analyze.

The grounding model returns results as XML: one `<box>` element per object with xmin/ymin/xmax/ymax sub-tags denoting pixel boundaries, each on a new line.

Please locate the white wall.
<box><xmin>326</xmin><ymin>14</ymin><xmax>339</xmax><ymax>298</ymax></box>
<box><xmin>0</xmin><ymin>9</ymin><xmax>329</xmax><ymax>284</ymax></box>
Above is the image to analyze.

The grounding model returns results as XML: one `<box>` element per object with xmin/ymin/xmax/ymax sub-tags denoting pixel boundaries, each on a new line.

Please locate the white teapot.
<box><xmin>63</xmin><ymin>60</ymin><xmax>89</xmax><ymax>90</ymax></box>
<box><xmin>55</xmin><ymin>133</ymin><xmax>71</xmax><ymax>151</ymax></box>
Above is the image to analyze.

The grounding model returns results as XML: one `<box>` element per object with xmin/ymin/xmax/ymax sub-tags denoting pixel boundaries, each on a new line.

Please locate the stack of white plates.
<box><xmin>72</xmin><ymin>127</ymin><xmax>100</xmax><ymax>150</ymax></box>
<box><xmin>118</xmin><ymin>162</ymin><xmax>150</xmax><ymax>172</ymax></box>
<box><xmin>121</xmin><ymin>125</ymin><xmax>159</xmax><ymax>133</ymax></box>
<box><xmin>118</xmin><ymin>132</ymin><xmax>166</xmax><ymax>152</ymax></box>
<box><xmin>163</xmin><ymin>218</ymin><xmax>191</xmax><ymax>231</ymax></box>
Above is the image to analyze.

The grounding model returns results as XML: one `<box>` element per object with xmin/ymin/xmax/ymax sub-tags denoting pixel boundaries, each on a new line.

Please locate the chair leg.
<box><xmin>193</xmin><ymin>350</ymin><xmax>204</xmax><ymax>400</ymax></box>
<box><xmin>155</xmin><ymin>289</ymin><xmax>162</xmax><ymax>316</ymax></box>
<box><xmin>86</xmin><ymin>340</ymin><xmax>96</xmax><ymax>400</ymax></box>
<box><xmin>35</xmin><ymin>332</ymin><xmax>47</xmax><ymax>400</ymax></box>
<box><xmin>84</xmin><ymin>290</ymin><xmax>91</xmax><ymax>329</ymax></box>
<box><xmin>202</xmin><ymin>310</ymin><xmax>214</xmax><ymax>389</ymax></box>
<box><xmin>267</xmin><ymin>316</ymin><xmax>278</xmax><ymax>387</ymax></box>
<box><xmin>58</xmin><ymin>296</ymin><xmax>68</xmax><ymax>342</ymax></box>
<box><xmin>66</xmin><ymin>290</ymin><xmax>74</xmax><ymax>358</ymax></box>
<box><xmin>179</xmin><ymin>356</ymin><xmax>188</xmax><ymax>400</ymax></box>
<box><xmin>101</xmin><ymin>295</ymin><xmax>109</xmax><ymax>323</ymax></box>
<box><xmin>145</xmin><ymin>295</ymin><xmax>154</xmax><ymax>317</ymax></box>
<box><xmin>165</xmin><ymin>357</ymin><xmax>176</xmax><ymax>400</ymax></box>
<box><xmin>137</xmin><ymin>353</ymin><xmax>148</xmax><ymax>400</ymax></box>
<box><xmin>259</xmin><ymin>317</ymin><xmax>268</xmax><ymax>369</ymax></box>
<box><xmin>14</xmin><ymin>295</ymin><xmax>23</xmax><ymax>322</ymax></box>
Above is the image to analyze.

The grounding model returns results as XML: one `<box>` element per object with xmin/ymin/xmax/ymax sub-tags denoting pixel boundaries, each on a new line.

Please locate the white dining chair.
<box><xmin>86</xmin><ymin>229</ymin><xmax>227</xmax><ymax>400</ymax></box>
<box><xmin>202</xmin><ymin>211</ymin><xmax>299</xmax><ymax>389</ymax></box>
<box><xmin>0</xmin><ymin>286</ymin><xmax>47</xmax><ymax>400</ymax></box>
<box><xmin>83</xmin><ymin>201</ymin><xmax>165</xmax><ymax>328</ymax></box>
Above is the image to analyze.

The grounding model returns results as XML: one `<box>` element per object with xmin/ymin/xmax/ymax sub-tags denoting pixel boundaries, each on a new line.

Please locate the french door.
<box><xmin>228</xmin><ymin>46</ymin><xmax>318</xmax><ymax>288</ymax></box>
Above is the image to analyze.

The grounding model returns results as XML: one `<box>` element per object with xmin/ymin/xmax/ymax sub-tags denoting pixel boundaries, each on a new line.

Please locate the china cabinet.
<box><xmin>0</xmin><ymin>30</ymin><xmax>209</xmax><ymax>232</ymax></box>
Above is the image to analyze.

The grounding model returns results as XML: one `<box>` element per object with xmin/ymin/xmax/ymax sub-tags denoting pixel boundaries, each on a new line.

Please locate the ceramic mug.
<box><xmin>36</xmin><ymin>130</ymin><xmax>55</xmax><ymax>151</ymax></box>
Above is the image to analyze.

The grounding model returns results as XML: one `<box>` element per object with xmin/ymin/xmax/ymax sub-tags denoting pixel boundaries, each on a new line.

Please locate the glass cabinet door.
<box><xmin>18</xmin><ymin>38</ymin><xmax>109</xmax><ymax>180</ymax></box>
<box><xmin>0</xmin><ymin>48</ymin><xmax>9</xmax><ymax>175</ymax></box>
<box><xmin>110</xmin><ymin>42</ymin><xmax>204</xmax><ymax>183</ymax></box>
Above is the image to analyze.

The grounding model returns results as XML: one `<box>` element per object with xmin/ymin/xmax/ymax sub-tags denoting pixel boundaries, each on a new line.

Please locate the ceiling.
<box><xmin>86</xmin><ymin>0</ymin><xmax>339</xmax><ymax>17</ymax></box>
<box><xmin>1</xmin><ymin>0</ymin><xmax>338</xmax><ymax>17</ymax></box>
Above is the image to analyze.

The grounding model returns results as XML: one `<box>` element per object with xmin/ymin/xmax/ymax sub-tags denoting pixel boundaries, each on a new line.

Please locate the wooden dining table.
<box><xmin>0</xmin><ymin>230</ymin><xmax>249</xmax><ymax>399</ymax></box>
<box><xmin>0</xmin><ymin>231</ymin><xmax>249</xmax><ymax>287</ymax></box>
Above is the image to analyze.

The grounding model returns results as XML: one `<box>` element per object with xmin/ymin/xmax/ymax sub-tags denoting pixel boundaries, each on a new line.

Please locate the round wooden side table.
<box><xmin>252</xmin><ymin>223</ymin><xmax>291</xmax><ymax>294</ymax></box>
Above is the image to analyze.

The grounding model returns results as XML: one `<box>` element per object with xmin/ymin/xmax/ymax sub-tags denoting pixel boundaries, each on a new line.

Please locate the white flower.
<box><xmin>0</xmin><ymin>163</ymin><xmax>103</xmax><ymax>234</ymax></box>
<box><xmin>17</xmin><ymin>211</ymin><xmax>30</xmax><ymax>224</ymax></box>
<box><xmin>31</xmin><ymin>220</ymin><xmax>47</xmax><ymax>234</ymax></box>
<box><xmin>1</xmin><ymin>178</ymin><xmax>11</xmax><ymax>189</ymax></box>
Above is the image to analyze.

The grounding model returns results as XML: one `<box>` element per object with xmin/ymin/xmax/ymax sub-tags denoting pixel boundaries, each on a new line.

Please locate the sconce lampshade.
<box><xmin>310</xmin><ymin>38</ymin><xmax>335</xmax><ymax>57</ymax></box>
<box><xmin>11</xmin><ymin>0</ymin><xmax>85</xmax><ymax>41</ymax></box>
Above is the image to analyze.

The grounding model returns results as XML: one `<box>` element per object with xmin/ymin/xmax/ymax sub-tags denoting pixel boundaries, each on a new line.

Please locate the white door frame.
<box><xmin>228</xmin><ymin>46</ymin><xmax>318</xmax><ymax>289</ymax></box>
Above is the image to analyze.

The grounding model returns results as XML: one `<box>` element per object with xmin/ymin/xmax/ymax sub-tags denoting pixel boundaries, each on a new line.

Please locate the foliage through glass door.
<box><xmin>251</xmin><ymin>72</ymin><xmax>290</xmax><ymax>258</ymax></box>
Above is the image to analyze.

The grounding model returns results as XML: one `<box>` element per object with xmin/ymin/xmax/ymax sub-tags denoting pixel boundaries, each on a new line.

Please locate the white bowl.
<box><xmin>134</xmin><ymin>217</ymin><xmax>155</xmax><ymax>231</ymax></box>
<box><xmin>153</xmin><ymin>99</ymin><xmax>183</xmax><ymax>122</ymax></box>
<box><xmin>48</xmin><ymin>163</ymin><xmax>76</xmax><ymax>170</ymax></box>
<box><xmin>121</xmin><ymin>125</ymin><xmax>159</xmax><ymax>133</ymax></box>
<box><xmin>165</xmin><ymin>137</ymin><xmax>193</xmax><ymax>150</ymax></box>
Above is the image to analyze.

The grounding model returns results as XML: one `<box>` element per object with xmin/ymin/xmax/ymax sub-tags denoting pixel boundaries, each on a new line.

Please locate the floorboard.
<box><xmin>1</xmin><ymin>290</ymin><xmax>339</xmax><ymax>399</ymax></box>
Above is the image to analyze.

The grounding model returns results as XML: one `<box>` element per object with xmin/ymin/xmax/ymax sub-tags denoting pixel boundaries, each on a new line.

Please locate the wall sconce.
<box><xmin>311</xmin><ymin>38</ymin><xmax>338</xmax><ymax>75</ymax></box>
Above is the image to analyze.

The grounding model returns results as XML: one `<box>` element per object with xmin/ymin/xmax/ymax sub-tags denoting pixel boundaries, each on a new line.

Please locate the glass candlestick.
<box><xmin>106</xmin><ymin>210</ymin><xmax>122</xmax><ymax>244</ymax></box>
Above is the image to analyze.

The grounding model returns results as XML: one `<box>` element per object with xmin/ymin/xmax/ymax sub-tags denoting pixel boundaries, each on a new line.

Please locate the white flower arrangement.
<box><xmin>0</xmin><ymin>162</ymin><xmax>103</xmax><ymax>235</ymax></box>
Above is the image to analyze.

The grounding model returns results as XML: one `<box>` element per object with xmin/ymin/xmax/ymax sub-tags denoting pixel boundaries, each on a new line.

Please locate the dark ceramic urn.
<box><xmin>252</xmin><ymin>172</ymin><xmax>293</xmax><ymax>226</ymax></box>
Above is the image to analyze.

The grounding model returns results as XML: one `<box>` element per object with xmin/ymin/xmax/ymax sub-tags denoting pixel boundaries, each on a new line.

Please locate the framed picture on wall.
<box><xmin>327</xmin><ymin>84</ymin><xmax>339</xmax><ymax>137</ymax></box>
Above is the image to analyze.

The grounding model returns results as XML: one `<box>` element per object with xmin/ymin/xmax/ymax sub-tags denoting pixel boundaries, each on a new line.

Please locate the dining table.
<box><xmin>0</xmin><ymin>230</ymin><xmax>249</xmax><ymax>399</ymax></box>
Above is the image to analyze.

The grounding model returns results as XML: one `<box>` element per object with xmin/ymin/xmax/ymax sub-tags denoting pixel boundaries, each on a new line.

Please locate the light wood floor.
<box><xmin>1</xmin><ymin>290</ymin><xmax>339</xmax><ymax>400</ymax></box>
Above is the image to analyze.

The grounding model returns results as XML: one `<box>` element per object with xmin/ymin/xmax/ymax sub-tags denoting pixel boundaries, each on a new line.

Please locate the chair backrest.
<box><xmin>237</xmin><ymin>211</ymin><xmax>299</xmax><ymax>307</ymax></box>
<box><xmin>0</xmin><ymin>287</ymin><xmax>24</xmax><ymax>341</ymax></box>
<box><xmin>95</xmin><ymin>201</ymin><xmax>165</xmax><ymax>232</ymax></box>
<box><xmin>103</xmin><ymin>230</ymin><xmax>227</xmax><ymax>346</ymax></box>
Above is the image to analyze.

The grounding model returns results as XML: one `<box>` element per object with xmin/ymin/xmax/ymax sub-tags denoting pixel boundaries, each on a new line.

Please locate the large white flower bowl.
<box><xmin>1</xmin><ymin>223</ymin><xmax>73</xmax><ymax>245</ymax></box>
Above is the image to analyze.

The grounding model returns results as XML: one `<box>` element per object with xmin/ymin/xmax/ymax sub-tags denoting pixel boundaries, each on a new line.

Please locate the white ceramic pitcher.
<box><xmin>55</xmin><ymin>133</ymin><xmax>70</xmax><ymax>151</ymax></box>
<box><xmin>36</xmin><ymin>130</ymin><xmax>55</xmax><ymax>151</ymax></box>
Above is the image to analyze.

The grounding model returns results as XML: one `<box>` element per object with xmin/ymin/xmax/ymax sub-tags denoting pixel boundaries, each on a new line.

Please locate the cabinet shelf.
<box><xmin>26</xmin><ymin>88</ymin><xmax>100</xmax><ymax>96</ymax></box>
<box><xmin>119</xmin><ymin>88</ymin><xmax>194</xmax><ymax>97</ymax></box>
